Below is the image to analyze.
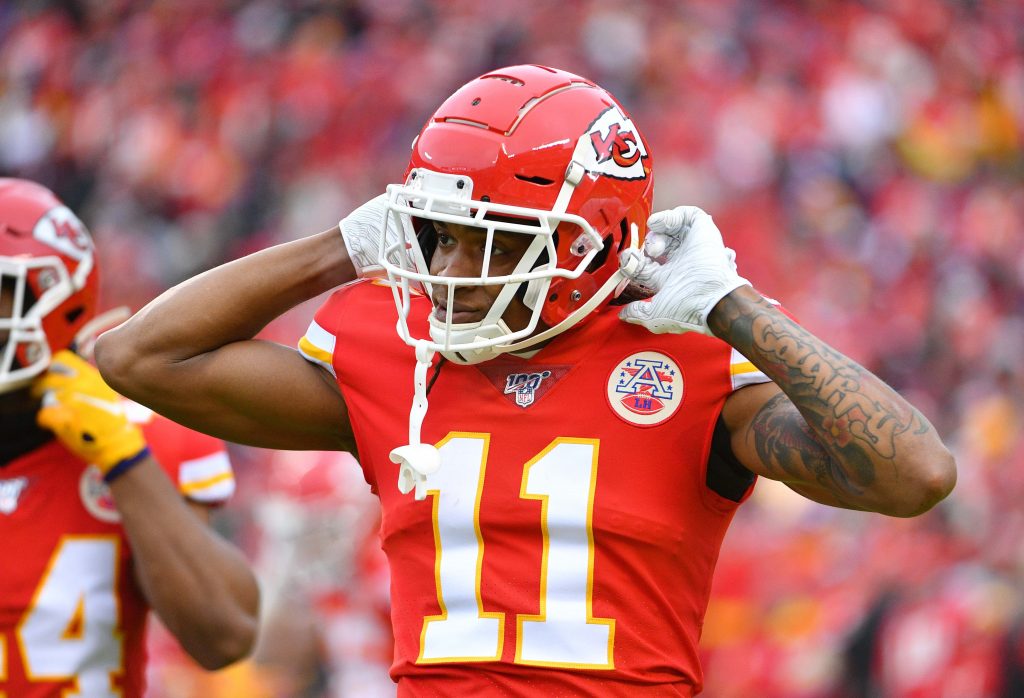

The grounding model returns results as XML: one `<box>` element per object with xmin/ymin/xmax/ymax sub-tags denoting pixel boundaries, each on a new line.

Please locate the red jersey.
<box><xmin>0</xmin><ymin>402</ymin><xmax>234</xmax><ymax>698</ymax></box>
<box><xmin>299</xmin><ymin>280</ymin><xmax>771</xmax><ymax>696</ymax></box>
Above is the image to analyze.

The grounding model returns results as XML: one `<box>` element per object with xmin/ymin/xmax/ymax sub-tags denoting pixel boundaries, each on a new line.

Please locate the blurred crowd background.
<box><xmin>3</xmin><ymin>0</ymin><xmax>1023</xmax><ymax>695</ymax></box>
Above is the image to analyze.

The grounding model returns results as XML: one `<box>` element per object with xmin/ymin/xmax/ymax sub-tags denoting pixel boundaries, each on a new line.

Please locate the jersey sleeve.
<box><xmin>298</xmin><ymin>284</ymin><xmax>355</xmax><ymax>375</ymax></box>
<box><xmin>298</xmin><ymin>317</ymin><xmax>338</xmax><ymax>376</ymax></box>
<box><xmin>127</xmin><ymin>401</ymin><xmax>236</xmax><ymax>504</ymax></box>
<box><xmin>729</xmin><ymin>346</ymin><xmax>771</xmax><ymax>391</ymax></box>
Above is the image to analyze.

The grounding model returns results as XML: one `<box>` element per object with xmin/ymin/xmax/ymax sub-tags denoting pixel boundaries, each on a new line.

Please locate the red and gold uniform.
<box><xmin>0</xmin><ymin>403</ymin><xmax>234</xmax><ymax>698</ymax></box>
<box><xmin>298</xmin><ymin>280</ymin><xmax>771</xmax><ymax>697</ymax></box>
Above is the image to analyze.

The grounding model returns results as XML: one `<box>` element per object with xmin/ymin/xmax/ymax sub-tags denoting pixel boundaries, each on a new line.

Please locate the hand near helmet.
<box><xmin>32</xmin><ymin>350</ymin><xmax>148</xmax><ymax>481</ymax></box>
<box><xmin>338</xmin><ymin>194</ymin><xmax>404</xmax><ymax>278</ymax></box>
<box><xmin>619</xmin><ymin>206</ymin><xmax>750</xmax><ymax>336</ymax></box>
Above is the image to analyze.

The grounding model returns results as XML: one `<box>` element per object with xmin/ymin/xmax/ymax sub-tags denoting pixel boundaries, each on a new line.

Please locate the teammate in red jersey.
<box><xmin>0</xmin><ymin>178</ymin><xmax>259</xmax><ymax>698</ymax></box>
<box><xmin>98</xmin><ymin>65</ymin><xmax>956</xmax><ymax>696</ymax></box>
<box><xmin>251</xmin><ymin>450</ymin><xmax>393</xmax><ymax>698</ymax></box>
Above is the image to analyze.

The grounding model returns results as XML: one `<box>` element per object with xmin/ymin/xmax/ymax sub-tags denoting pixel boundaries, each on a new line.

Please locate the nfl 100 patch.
<box><xmin>477</xmin><ymin>364</ymin><xmax>572</xmax><ymax>409</ymax></box>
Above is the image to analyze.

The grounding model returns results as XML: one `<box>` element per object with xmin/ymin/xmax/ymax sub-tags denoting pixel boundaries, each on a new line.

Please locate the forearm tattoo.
<box><xmin>710</xmin><ymin>292</ymin><xmax>930</xmax><ymax>497</ymax></box>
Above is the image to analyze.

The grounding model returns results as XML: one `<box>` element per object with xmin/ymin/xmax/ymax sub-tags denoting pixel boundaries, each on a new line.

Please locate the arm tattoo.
<box><xmin>749</xmin><ymin>392</ymin><xmax>870</xmax><ymax>504</ymax></box>
<box><xmin>712</xmin><ymin>292</ymin><xmax>932</xmax><ymax>499</ymax></box>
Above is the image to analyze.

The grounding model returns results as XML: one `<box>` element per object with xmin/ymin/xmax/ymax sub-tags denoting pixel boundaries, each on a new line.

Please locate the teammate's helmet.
<box><xmin>0</xmin><ymin>178</ymin><xmax>97</xmax><ymax>393</ymax></box>
<box><xmin>382</xmin><ymin>65</ymin><xmax>654</xmax><ymax>364</ymax></box>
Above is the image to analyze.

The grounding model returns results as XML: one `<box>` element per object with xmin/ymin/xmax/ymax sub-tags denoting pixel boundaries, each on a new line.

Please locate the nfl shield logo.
<box><xmin>504</xmin><ymin>371</ymin><xmax>553</xmax><ymax>408</ymax></box>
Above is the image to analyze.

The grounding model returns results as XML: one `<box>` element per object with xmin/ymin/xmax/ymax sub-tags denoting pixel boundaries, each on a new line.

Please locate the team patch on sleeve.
<box><xmin>298</xmin><ymin>319</ymin><xmax>337</xmax><ymax>376</ymax></box>
<box><xmin>730</xmin><ymin>347</ymin><xmax>771</xmax><ymax>391</ymax></box>
<box><xmin>178</xmin><ymin>451</ymin><xmax>235</xmax><ymax>503</ymax></box>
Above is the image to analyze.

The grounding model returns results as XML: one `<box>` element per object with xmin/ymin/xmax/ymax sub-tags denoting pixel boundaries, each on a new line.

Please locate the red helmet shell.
<box><xmin>407</xmin><ymin>65</ymin><xmax>654</xmax><ymax>324</ymax></box>
<box><xmin>0</xmin><ymin>178</ymin><xmax>98</xmax><ymax>374</ymax></box>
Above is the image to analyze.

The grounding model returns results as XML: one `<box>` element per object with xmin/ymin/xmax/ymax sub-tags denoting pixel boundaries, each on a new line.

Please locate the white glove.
<box><xmin>339</xmin><ymin>194</ymin><xmax>403</xmax><ymax>278</ymax></box>
<box><xmin>619</xmin><ymin>206</ymin><xmax>750</xmax><ymax>335</ymax></box>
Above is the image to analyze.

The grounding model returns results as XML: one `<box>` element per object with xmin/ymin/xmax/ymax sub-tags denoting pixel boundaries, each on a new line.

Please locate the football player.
<box><xmin>0</xmin><ymin>178</ymin><xmax>259</xmax><ymax>697</ymax></box>
<box><xmin>251</xmin><ymin>450</ymin><xmax>393</xmax><ymax>698</ymax></box>
<box><xmin>97</xmin><ymin>65</ymin><xmax>955</xmax><ymax>696</ymax></box>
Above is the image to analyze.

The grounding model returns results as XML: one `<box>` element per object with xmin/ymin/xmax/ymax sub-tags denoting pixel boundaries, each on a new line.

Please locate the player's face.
<box><xmin>428</xmin><ymin>221</ymin><xmax>535</xmax><ymax>332</ymax></box>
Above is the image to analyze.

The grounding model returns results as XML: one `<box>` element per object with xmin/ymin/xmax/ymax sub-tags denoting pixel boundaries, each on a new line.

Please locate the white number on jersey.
<box><xmin>13</xmin><ymin>536</ymin><xmax>123</xmax><ymax>697</ymax></box>
<box><xmin>419</xmin><ymin>434</ymin><xmax>614</xmax><ymax>669</ymax></box>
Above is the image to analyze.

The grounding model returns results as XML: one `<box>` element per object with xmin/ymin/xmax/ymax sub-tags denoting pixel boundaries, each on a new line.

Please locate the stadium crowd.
<box><xmin>2</xmin><ymin>0</ymin><xmax>1022</xmax><ymax>695</ymax></box>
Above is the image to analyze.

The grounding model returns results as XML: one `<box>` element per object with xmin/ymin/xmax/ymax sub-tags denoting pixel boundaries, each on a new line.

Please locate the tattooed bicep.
<box><xmin>747</xmin><ymin>393</ymin><xmax>823</xmax><ymax>477</ymax></box>
<box><xmin>745</xmin><ymin>392</ymin><xmax>870</xmax><ymax>501</ymax></box>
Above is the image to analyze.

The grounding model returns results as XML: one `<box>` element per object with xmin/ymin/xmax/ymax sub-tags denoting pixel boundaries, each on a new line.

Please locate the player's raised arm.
<box><xmin>96</xmin><ymin>198</ymin><xmax>392</xmax><ymax>450</ymax></box>
<box><xmin>96</xmin><ymin>228</ymin><xmax>352</xmax><ymax>449</ymax></box>
<box><xmin>33</xmin><ymin>350</ymin><xmax>260</xmax><ymax>668</ymax></box>
<box><xmin>620</xmin><ymin>206</ymin><xmax>957</xmax><ymax>517</ymax></box>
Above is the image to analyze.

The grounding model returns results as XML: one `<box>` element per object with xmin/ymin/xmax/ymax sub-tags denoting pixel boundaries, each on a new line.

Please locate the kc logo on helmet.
<box><xmin>581</xmin><ymin>106</ymin><xmax>649</xmax><ymax>181</ymax></box>
<box><xmin>35</xmin><ymin>205</ymin><xmax>92</xmax><ymax>261</ymax></box>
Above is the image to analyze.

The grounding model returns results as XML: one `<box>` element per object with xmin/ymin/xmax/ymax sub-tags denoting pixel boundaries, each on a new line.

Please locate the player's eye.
<box><xmin>435</xmin><ymin>229</ymin><xmax>453</xmax><ymax>247</ymax></box>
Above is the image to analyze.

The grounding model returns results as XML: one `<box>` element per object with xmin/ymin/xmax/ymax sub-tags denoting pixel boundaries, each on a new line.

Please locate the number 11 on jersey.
<box><xmin>418</xmin><ymin>433</ymin><xmax>615</xmax><ymax>669</ymax></box>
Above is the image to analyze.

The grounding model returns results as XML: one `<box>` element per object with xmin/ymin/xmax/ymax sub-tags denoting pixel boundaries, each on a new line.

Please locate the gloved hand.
<box><xmin>338</xmin><ymin>193</ymin><xmax>404</xmax><ymax>278</ymax></box>
<box><xmin>32</xmin><ymin>350</ymin><xmax>148</xmax><ymax>480</ymax></box>
<box><xmin>619</xmin><ymin>206</ymin><xmax>750</xmax><ymax>335</ymax></box>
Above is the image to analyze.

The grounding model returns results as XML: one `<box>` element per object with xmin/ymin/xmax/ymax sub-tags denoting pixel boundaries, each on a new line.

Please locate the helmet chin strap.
<box><xmin>503</xmin><ymin>222</ymin><xmax>642</xmax><ymax>353</ymax></box>
<box><xmin>428</xmin><ymin>315</ymin><xmax>516</xmax><ymax>365</ymax></box>
<box><xmin>389</xmin><ymin>339</ymin><xmax>441</xmax><ymax>500</ymax></box>
<box><xmin>520</xmin><ymin>154</ymin><xmax>587</xmax><ymax>313</ymax></box>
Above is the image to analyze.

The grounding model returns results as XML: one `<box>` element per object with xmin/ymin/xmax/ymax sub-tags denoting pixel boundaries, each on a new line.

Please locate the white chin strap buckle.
<box><xmin>390</xmin><ymin>444</ymin><xmax>441</xmax><ymax>500</ymax></box>
<box><xmin>391</xmin><ymin>340</ymin><xmax>440</xmax><ymax>500</ymax></box>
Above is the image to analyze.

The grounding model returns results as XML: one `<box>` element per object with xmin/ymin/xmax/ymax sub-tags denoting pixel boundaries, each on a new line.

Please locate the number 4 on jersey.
<box><xmin>8</xmin><ymin>537</ymin><xmax>123</xmax><ymax>697</ymax></box>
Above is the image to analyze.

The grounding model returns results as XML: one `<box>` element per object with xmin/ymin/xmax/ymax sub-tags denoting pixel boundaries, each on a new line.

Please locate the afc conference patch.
<box><xmin>607</xmin><ymin>351</ymin><xmax>683</xmax><ymax>427</ymax></box>
<box><xmin>80</xmin><ymin>465</ymin><xmax>121</xmax><ymax>523</ymax></box>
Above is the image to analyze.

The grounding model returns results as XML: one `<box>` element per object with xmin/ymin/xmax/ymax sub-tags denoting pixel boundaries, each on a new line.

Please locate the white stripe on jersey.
<box><xmin>729</xmin><ymin>347</ymin><xmax>772</xmax><ymax>391</ymax></box>
<box><xmin>298</xmin><ymin>319</ymin><xmax>337</xmax><ymax>377</ymax></box>
<box><xmin>178</xmin><ymin>451</ymin><xmax>235</xmax><ymax>502</ymax></box>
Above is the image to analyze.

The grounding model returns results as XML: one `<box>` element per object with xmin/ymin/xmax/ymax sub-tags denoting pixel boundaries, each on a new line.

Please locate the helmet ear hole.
<box><xmin>617</xmin><ymin>219</ymin><xmax>630</xmax><ymax>253</ymax></box>
<box><xmin>65</xmin><ymin>306</ymin><xmax>85</xmax><ymax>324</ymax></box>
<box><xmin>541</xmin><ymin>274</ymin><xmax>598</xmax><ymax>326</ymax></box>
<box><xmin>585</xmin><ymin>235</ymin><xmax>614</xmax><ymax>274</ymax></box>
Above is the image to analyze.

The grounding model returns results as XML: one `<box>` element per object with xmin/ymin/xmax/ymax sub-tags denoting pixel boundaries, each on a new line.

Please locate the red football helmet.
<box><xmin>0</xmin><ymin>178</ymin><xmax>98</xmax><ymax>392</ymax></box>
<box><xmin>382</xmin><ymin>64</ymin><xmax>654</xmax><ymax>364</ymax></box>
